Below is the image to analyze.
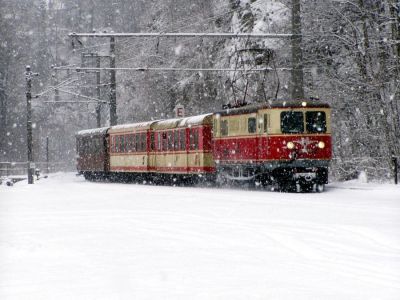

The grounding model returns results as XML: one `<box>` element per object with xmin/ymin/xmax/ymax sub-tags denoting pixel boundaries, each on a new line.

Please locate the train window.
<box><xmin>115</xmin><ymin>136</ymin><xmax>119</xmax><ymax>153</ymax></box>
<box><xmin>263</xmin><ymin>114</ymin><xmax>268</xmax><ymax>133</ymax></box>
<box><xmin>150</xmin><ymin>132</ymin><xmax>155</xmax><ymax>151</ymax></box>
<box><xmin>125</xmin><ymin>135</ymin><xmax>130</xmax><ymax>152</ymax></box>
<box><xmin>141</xmin><ymin>133</ymin><xmax>147</xmax><ymax>151</ymax></box>
<box><xmin>221</xmin><ymin>119</ymin><xmax>228</xmax><ymax>136</ymax></box>
<box><xmin>80</xmin><ymin>140</ymin><xmax>84</xmax><ymax>155</ymax></box>
<box><xmin>162</xmin><ymin>132</ymin><xmax>168</xmax><ymax>151</ymax></box>
<box><xmin>96</xmin><ymin>138</ymin><xmax>101</xmax><ymax>153</ymax></box>
<box><xmin>248</xmin><ymin>117</ymin><xmax>257</xmax><ymax>134</ymax></box>
<box><xmin>138</xmin><ymin>134</ymin><xmax>142</xmax><ymax>152</ymax></box>
<box><xmin>125</xmin><ymin>135</ymin><xmax>129</xmax><ymax>152</ymax></box>
<box><xmin>137</xmin><ymin>134</ymin><xmax>142</xmax><ymax>152</ymax></box>
<box><xmin>120</xmin><ymin>135</ymin><xmax>125</xmax><ymax>153</ymax></box>
<box><xmin>114</xmin><ymin>136</ymin><xmax>119</xmax><ymax>153</ymax></box>
<box><xmin>112</xmin><ymin>137</ymin><xmax>115</xmax><ymax>153</ymax></box>
<box><xmin>132</xmin><ymin>134</ymin><xmax>136</xmax><ymax>152</ymax></box>
<box><xmin>189</xmin><ymin>130</ymin><xmax>194</xmax><ymax>150</ymax></box>
<box><xmin>189</xmin><ymin>130</ymin><xmax>193</xmax><ymax>149</ymax></box>
<box><xmin>117</xmin><ymin>136</ymin><xmax>121</xmax><ymax>153</ymax></box>
<box><xmin>180</xmin><ymin>130</ymin><xmax>186</xmax><ymax>151</ymax></box>
<box><xmin>194</xmin><ymin>130</ymin><xmax>199</xmax><ymax>150</ymax></box>
<box><xmin>281</xmin><ymin>111</ymin><xmax>304</xmax><ymax>134</ymax></box>
<box><xmin>130</xmin><ymin>134</ymin><xmax>135</xmax><ymax>152</ymax></box>
<box><xmin>167</xmin><ymin>131</ymin><xmax>173</xmax><ymax>151</ymax></box>
<box><xmin>190</xmin><ymin>129</ymin><xmax>199</xmax><ymax>150</ymax></box>
<box><xmin>93</xmin><ymin>138</ymin><xmax>99</xmax><ymax>154</ymax></box>
<box><xmin>174</xmin><ymin>131</ymin><xmax>179</xmax><ymax>151</ymax></box>
<box><xmin>134</xmin><ymin>135</ymin><xmax>138</xmax><ymax>152</ymax></box>
<box><xmin>306</xmin><ymin>111</ymin><xmax>327</xmax><ymax>133</ymax></box>
<box><xmin>157</xmin><ymin>132</ymin><xmax>161</xmax><ymax>151</ymax></box>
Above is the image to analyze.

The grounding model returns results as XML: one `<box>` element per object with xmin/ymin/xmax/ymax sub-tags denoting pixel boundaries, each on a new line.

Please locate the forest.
<box><xmin>0</xmin><ymin>0</ymin><xmax>399</xmax><ymax>181</ymax></box>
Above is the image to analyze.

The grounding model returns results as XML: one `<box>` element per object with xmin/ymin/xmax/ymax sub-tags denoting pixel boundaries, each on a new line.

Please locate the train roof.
<box><xmin>76</xmin><ymin>127</ymin><xmax>109</xmax><ymax>138</ymax></box>
<box><xmin>152</xmin><ymin>118</ymin><xmax>181</xmax><ymax>130</ymax></box>
<box><xmin>177</xmin><ymin>113</ymin><xmax>213</xmax><ymax>127</ymax></box>
<box><xmin>108</xmin><ymin>120</ymin><xmax>159</xmax><ymax>134</ymax></box>
<box><xmin>216</xmin><ymin>100</ymin><xmax>331</xmax><ymax>116</ymax></box>
<box><xmin>152</xmin><ymin>113</ymin><xmax>213</xmax><ymax>130</ymax></box>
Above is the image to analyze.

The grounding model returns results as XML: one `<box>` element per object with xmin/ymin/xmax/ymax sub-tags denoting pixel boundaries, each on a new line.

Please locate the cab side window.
<box><xmin>263</xmin><ymin>114</ymin><xmax>268</xmax><ymax>133</ymax></box>
<box><xmin>248</xmin><ymin>117</ymin><xmax>256</xmax><ymax>134</ymax></box>
<box><xmin>221</xmin><ymin>120</ymin><xmax>228</xmax><ymax>136</ymax></box>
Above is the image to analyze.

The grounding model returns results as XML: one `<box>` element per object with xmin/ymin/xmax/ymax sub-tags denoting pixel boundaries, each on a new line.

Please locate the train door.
<box><xmin>172</xmin><ymin>129</ymin><xmax>183</xmax><ymax>173</ymax></box>
<box><xmin>154</xmin><ymin>132</ymin><xmax>163</xmax><ymax>172</ymax></box>
<box><xmin>148</xmin><ymin>131</ymin><xmax>156</xmax><ymax>172</ymax></box>
<box><xmin>160</xmin><ymin>131</ymin><xmax>168</xmax><ymax>171</ymax></box>
<box><xmin>180</xmin><ymin>128</ymin><xmax>188</xmax><ymax>173</ymax></box>
<box><xmin>258</xmin><ymin>111</ymin><xmax>269</xmax><ymax>161</ymax></box>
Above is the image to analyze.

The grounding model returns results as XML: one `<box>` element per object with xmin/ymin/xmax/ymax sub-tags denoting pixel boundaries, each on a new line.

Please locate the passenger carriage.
<box><xmin>108</xmin><ymin>121</ymin><xmax>156</xmax><ymax>175</ymax></box>
<box><xmin>151</xmin><ymin>114</ymin><xmax>215</xmax><ymax>180</ymax></box>
<box><xmin>76</xmin><ymin>127</ymin><xmax>109</xmax><ymax>179</ymax></box>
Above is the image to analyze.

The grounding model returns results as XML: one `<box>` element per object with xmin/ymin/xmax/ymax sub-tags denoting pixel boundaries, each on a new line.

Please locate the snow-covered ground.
<box><xmin>1</xmin><ymin>173</ymin><xmax>399</xmax><ymax>300</ymax></box>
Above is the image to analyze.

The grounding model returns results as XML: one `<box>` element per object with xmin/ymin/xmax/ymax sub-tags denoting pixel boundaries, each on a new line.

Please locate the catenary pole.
<box><xmin>25</xmin><ymin>66</ymin><xmax>38</xmax><ymax>184</ymax></box>
<box><xmin>46</xmin><ymin>136</ymin><xmax>49</xmax><ymax>174</ymax></box>
<box><xmin>109</xmin><ymin>36</ymin><xmax>117</xmax><ymax>126</ymax></box>
<box><xmin>291</xmin><ymin>0</ymin><xmax>305</xmax><ymax>99</ymax></box>
<box><xmin>96</xmin><ymin>56</ymin><xmax>101</xmax><ymax>127</ymax></box>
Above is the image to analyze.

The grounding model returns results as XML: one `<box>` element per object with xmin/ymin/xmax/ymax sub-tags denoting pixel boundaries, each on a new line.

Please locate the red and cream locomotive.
<box><xmin>76</xmin><ymin>100</ymin><xmax>332</xmax><ymax>192</ymax></box>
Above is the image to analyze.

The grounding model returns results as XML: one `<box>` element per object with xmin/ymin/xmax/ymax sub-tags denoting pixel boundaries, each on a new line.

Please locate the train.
<box><xmin>76</xmin><ymin>100</ymin><xmax>332</xmax><ymax>192</ymax></box>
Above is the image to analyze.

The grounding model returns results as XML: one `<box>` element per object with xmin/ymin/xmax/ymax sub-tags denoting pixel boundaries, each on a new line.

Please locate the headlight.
<box><xmin>318</xmin><ymin>141</ymin><xmax>325</xmax><ymax>149</ymax></box>
<box><xmin>287</xmin><ymin>141</ymin><xmax>295</xmax><ymax>150</ymax></box>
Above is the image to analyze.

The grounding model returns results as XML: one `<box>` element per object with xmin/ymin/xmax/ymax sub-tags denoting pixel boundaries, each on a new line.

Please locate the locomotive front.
<box><xmin>264</xmin><ymin>101</ymin><xmax>332</xmax><ymax>191</ymax></box>
<box><xmin>213</xmin><ymin>100</ymin><xmax>332</xmax><ymax>192</ymax></box>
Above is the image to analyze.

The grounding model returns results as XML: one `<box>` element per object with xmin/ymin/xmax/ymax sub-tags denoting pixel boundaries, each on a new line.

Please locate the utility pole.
<box><xmin>109</xmin><ymin>36</ymin><xmax>117</xmax><ymax>126</ymax></box>
<box><xmin>25</xmin><ymin>66</ymin><xmax>39</xmax><ymax>184</ymax></box>
<box><xmin>46</xmin><ymin>136</ymin><xmax>49</xmax><ymax>174</ymax></box>
<box><xmin>96</xmin><ymin>56</ymin><xmax>101</xmax><ymax>127</ymax></box>
<box><xmin>291</xmin><ymin>0</ymin><xmax>305</xmax><ymax>99</ymax></box>
<box><xmin>81</xmin><ymin>52</ymin><xmax>109</xmax><ymax>127</ymax></box>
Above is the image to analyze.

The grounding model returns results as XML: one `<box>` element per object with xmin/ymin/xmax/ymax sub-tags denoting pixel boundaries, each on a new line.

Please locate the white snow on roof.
<box><xmin>108</xmin><ymin>120</ymin><xmax>160</xmax><ymax>133</ymax></box>
<box><xmin>155</xmin><ymin>118</ymin><xmax>181</xmax><ymax>126</ymax></box>
<box><xmin>76</xmin><ymin>127</ymin><xmax>109</xmax><ymax>137</ymax></box>
<box><xmin>178</xmin><ymin>113</ymin><xmax>213</xmax><ymax>127</ymax></box>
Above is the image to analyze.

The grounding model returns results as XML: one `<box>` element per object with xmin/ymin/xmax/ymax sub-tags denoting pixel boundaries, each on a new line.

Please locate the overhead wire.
<box><xmin>117</xmin><ymin>0</ymin><xmax>289</xmax><ymax>64</ymax></box>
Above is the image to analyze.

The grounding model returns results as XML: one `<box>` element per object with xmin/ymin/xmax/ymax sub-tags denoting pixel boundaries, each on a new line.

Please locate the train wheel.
<box><xmin>216</xmin><ymin>173</ymin><xmax>228</xmax><ymax>187</ymax></box>
<box><xmin>300</xmin><ymin>182</ymin><xmax>314</xmax><ymax>193</ymax></box>
<box><xmin>83</xmin><ymin>172</ymin><xmax>92</xmax><ymax>180</ymax></box>
<box><xmin>279</xmin><ymin>182</ymin><xmax>296</xmax><ymax>193</ymax></box>
<box><xmin>316</xmin><ymin>184</ymin><xmax>325</xmax><ymax>193</ymax></box>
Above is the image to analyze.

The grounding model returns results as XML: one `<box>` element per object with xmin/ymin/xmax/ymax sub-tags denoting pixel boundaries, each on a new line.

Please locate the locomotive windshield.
<box><xmin>281</xmin><ymin>111</ymin><xmax>327</xmax><ymax>134</ymax></box>
<box><xmin>306</xmin><ymin>111</ymin><xmax>327</xmax><ymax>133</ymax></box>
<box><xmin>281</xmin><ymin>111</ymin><xmax>304</xmax><ymax>134</ymax></box>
